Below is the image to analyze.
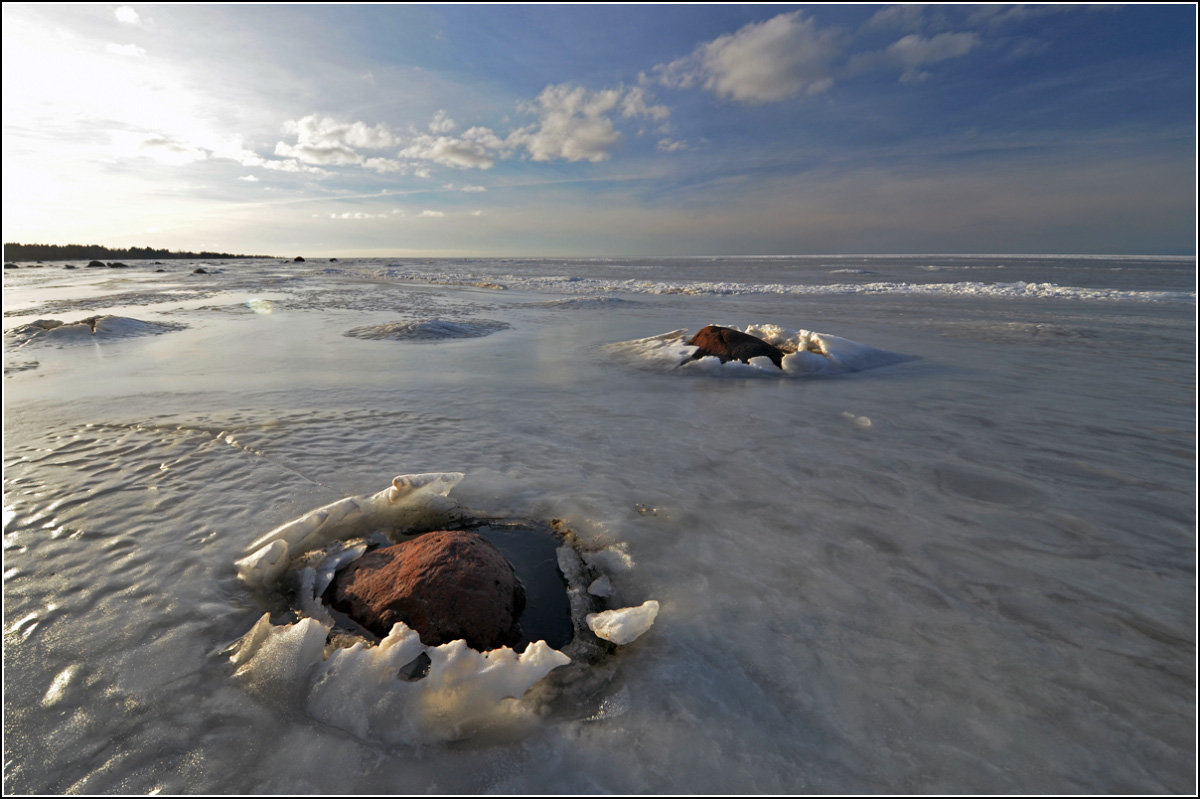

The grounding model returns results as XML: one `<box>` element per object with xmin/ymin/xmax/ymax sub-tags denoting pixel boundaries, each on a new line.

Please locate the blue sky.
<box><xmin>2</xmin><ymin>3</ymin><xmax>1195</xmax><ymax>256</ymax></box>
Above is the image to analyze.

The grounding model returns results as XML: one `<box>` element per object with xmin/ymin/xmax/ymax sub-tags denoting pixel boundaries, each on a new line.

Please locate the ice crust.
<box><xmin>605</xmin><ymin>324</ymin><xmax>908</xmax><ymax>377</ymax></box>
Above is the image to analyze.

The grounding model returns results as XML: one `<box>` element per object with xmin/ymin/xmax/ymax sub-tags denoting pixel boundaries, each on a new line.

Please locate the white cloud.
<box><xmin>112</xmin><ymin>133</ymin><xmax>208</xmax><ymax>165</ymax></box>
<box><xmin>657</xmin><ymin>138</ymin><xmax>689</xmax><ymax>153</ymax></box>
<box><xmin>274</xmin><ymin>114</ymin><xmax>399</xmax><ymax>166</ymax></box>
<box><xmin>238</xmin><ymin>174</ymin><xmax>259</xmax><ymax>182</ymax></box>
<box><xmin>429</xmin><ymin>109</ymin><xmax>457</xmax><ymax>134</ymax></box>
<box><xmin>656</xmin><ymin>12</ymin><xmax>839</xmax><ymax>104</ymax></box>
<box><xmin>114</xmin><ymin>6</ymin><xmax>140</xmax><ymax>26</ymax></box>
<box><xmin>621</xmin><ymin>87</ymin><xmax>670</xmax><ymax>121</ymax></box>
<box><xmin>444</xmin><ymin>183</ymin><xmax>487</xmax><ymax>192</ymax></box>
<box><xmin>509</xmin><ymin>83</ymin><xmax>625</xmax><ymax>162</ymax></box>
<box><xmin>418</xmin><ymin>209</ymin><xmax>445</xmax><ymax>218</ymax></box>
<box><xmin>886</xmin><ymin>32</ymin><xmax>977</xmax><ymax>83</ymax></box>
<box><xmin>864</xmin><ymin>4</ymin><xmax>927</xmax><ymax>32</ymax></box>
<box><xmin>398</xmin><ymin>126</ymin><xmax>506</xmax><ymax>169</ymax></box>
<box><xmin>257</xmin><ymin>158</ymin><xmax>330</xmax><ymax>176</ymax></box>
<box><xmin>330</xmin><ymin>211</ymin><xmax>393</xmax><ymax>220</ymax></box>
<box><xmin>362</xmin><ymin>157</ymin><xmax>408</xmax><ymax>173</ymax></box>
<box><xmin>105</xmin><ymin>43</ymin><xmax>146</xmax><ymax>57</ymax></box>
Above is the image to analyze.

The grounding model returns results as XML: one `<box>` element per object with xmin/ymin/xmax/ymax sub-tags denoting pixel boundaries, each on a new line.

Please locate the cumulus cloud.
<box><xmin>256</xmin><ymin>158</ymin><xmax>330</xmax><ymax>176</ymax></box>
<box><xmin>418</xmin><ymin>209</ymin><xmax>445</xmax><ymax>218</ymax></box>
<box><xmin>105</xmin><ymin>42</ymin><xmax>146</xmax><ymax>57</ymax></box>
<box><xmin>429</xmin><ymin>109</ymin><xmax>457</xmax><ymax>134</ymax></box>
<box><xmin>509</xmin><ymin>84</ymin><xmax>626</xmax><ymax>162</ymax></box>
<box><xmin>655</xmin><ymin>12</ymin><xmax>839</xmax><ymax>104</ymax></box>
<box><xmin>362</xmin><ymin>157</ymin><xmax>408</xmax><ymax>173</ymax></box>
<box><xmin>238</xmin><ymin>174</ymin><xmax>259</xmax><ymax>182</ymax></box>
<box><xmin>114</xmin><ymin>6</ymin><xmax>140</xmax><ymax>25</ymax></box>
<box><xmin>657</xmin><ymin>138</ymin><xmax>689</xmax><ymax>153</ymax></box>
<box><xmin>274</xmin><ymin>114</ymin><xmax>399</xmax><ymax>166</ymax></box>
<box><xmin>851</xmin><ymin>31</ymin><xmax>978</xmax><ymax>83</ymax></box>
<box><xmin>443</xmin><ymin>183</ymin><xmax>487</xmax><ymax>192</ymax></box>
<box><xmin>398</xmin><ymin>126</ymin><xmax>506</xmax><ymax>169</ymax></box>
<box><xmin>620</xmin><ymin>87</ymin><xmax>670</xmax><ymax>121</ymax></box>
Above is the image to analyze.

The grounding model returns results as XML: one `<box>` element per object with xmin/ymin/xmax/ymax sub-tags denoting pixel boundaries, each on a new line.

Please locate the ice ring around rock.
<box><xmin>229</xmin><ymin>472</ymin><xmax>658</xmax><ymax>742</ymax></box>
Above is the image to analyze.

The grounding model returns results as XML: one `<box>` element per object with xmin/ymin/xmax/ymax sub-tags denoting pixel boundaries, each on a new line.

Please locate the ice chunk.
<box><xmin>236</xmin><ymin>473</ymin><xmax>464</xmax><ymax>590</ymax></box>
<box><xmin>582</xmin><ymin>545</ymin><xmax>634</xmax><ymax>573</ymax></box>
<box><xmin>586</xmin><ymin>600</ymin><xmax>660</xmax><ymax>645</ymax></box>
<box><xmin>231</xmin><ymin>615</ymin><xmax>570</xmax><ymax>743</ymax></box>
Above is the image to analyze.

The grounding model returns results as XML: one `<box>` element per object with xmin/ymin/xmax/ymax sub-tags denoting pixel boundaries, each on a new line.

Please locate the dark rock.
<box><xmin>3</xmin><ymin>263</ymin><xmax>17</xmax><ymax>269</ymax></box>
<box><xmin>192</xmin><ymin>267</ymin><xmax>209</xmax><ymax>274</ymax></box>
<box><xmin>155</xmin><ymin>268</ymin><xmax>166</xmax><ymax>273</ymax></box>
<box><xmin>87</xmin><ymin>260</ymin><xmax>106</xmax><ymax>268</ymax></box>
<box><xmin>64</xmin><ymin>264</ymin><xmax>77</xmax><ymax>270</ymax></box>
<box><xmin>687</xmin><ymin>324</ymin><xmax>785</xmax><ymax>368</ymax></box>
<box><xmin>329</xmin><ymin>258</ymin><xmax>338</xmax><ymax>262</ymax></box>
<box><xmin>293</xmin><ymin>256</ymin><xmax>305</xmax><ymax>262</ymax></box>
<box><xmin>108</xmin><ymin>262</ymin><xmax>130</xmax><ymax>268</ymax></box>
<box><xmin>329</xmin><ymin>530</ymin><xmax>526</xmax><ymax>651</ymax></box>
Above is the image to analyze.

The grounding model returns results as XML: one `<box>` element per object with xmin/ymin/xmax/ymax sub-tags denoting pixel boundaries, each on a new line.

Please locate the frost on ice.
<box><xmin>604</xmin><ymin>324</ymin><xmax>910</xmax><ymax>377</ymax></box>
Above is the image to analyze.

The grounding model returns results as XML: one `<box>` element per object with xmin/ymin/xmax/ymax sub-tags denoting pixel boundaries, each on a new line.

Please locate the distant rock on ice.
<box><xmin>604</xmin><ymin>323</ymin><xmax>911</xmax><ymax>377</ymax></box>
<box><xmin>686</xmin><ymin>324</ymin><xmax>786</xmax><ymax>368</ymax></box>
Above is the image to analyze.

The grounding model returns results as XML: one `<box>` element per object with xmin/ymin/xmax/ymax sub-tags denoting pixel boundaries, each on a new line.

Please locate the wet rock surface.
<box><xmin>329</xmin><ymin>530</ymin><xmax>526</xmax><ymax>651</ymax></box>
<box><xmin>687</xmin><ymin>324</ymin><xmax>786</xmax><ymax>368</ymax></box>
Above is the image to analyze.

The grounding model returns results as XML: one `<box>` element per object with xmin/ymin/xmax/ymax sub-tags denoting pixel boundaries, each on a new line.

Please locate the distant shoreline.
<box><xmin>3</xmin><ymin>243</ymin><xmax>272</xmax><ymax>261</ymax></box>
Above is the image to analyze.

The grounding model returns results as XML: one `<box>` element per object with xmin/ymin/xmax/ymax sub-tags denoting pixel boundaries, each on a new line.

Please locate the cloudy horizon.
<box><xmin>2</xmin><ymin>4</ymin><xmax>1195</xmax><ymax>257</ymax></box>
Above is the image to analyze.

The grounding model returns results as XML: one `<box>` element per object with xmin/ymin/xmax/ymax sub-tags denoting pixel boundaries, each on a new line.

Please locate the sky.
<box><xmin>2</xmin><ymin>3</ymin><xmax>1196</xmax><ymax>257</ymax></box>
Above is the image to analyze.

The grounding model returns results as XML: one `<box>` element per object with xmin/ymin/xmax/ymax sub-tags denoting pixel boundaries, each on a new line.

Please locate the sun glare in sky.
<box><xmin>2</xmin><ymin>4</ymin><xmax>1195</xmax><ymax>256</ymax></box>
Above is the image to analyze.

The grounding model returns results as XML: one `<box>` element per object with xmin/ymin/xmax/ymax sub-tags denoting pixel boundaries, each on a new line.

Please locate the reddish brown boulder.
<box><xmin>329</xmin><ymin>531</ymin><xmax>525</xmax><ymax>651</ymax></box>
<box><xmin>687</xmin><ymin>325</ymin><xmax>785</xmax><ymax>368</ymax></box>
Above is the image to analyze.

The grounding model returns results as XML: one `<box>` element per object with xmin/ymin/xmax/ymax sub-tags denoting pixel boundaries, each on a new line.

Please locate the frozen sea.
<box><xmin>2</xmin><ymin>254</ymin><xmax>1196</xmax><ymax>794</ymax></box>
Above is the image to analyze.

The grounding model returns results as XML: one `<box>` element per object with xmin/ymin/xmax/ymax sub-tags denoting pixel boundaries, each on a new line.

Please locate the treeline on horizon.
<box><xmin>3</xmin><ymin>243</ymin><xmax>270</xmax><ymax>261</ymax></box>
